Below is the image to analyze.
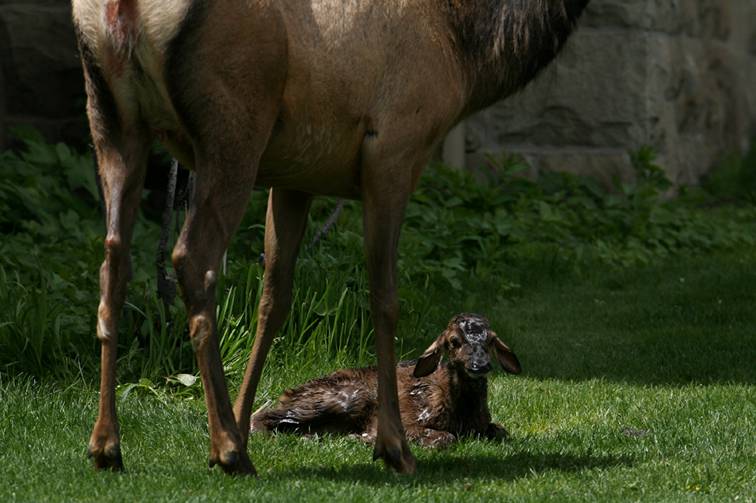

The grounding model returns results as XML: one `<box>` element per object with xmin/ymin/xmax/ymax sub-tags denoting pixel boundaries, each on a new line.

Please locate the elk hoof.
<box><xmin>209</xmin><ymin>448</ymin><xmax>256</xmax><ymax>476</ymax></box>
<box><xmin>373</xmin><ymin>435</ymin><xmax>416</xmax><ymax>474</ymax></box>
<box><xmin>87</xmin><ymin>441</ymin><xmax>124</xmax><ymax>472</ymax></box>
<box><xmin>88</xmin><ymin>423</ymin><xmax>124</xmax><ymax>472</ymax></box>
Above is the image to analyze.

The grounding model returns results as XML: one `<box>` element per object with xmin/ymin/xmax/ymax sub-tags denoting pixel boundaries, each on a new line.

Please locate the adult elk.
<box><xmin>72</xmin><ymin>0</ymin><xmax>589</xmax><ymax>475</ymax></box>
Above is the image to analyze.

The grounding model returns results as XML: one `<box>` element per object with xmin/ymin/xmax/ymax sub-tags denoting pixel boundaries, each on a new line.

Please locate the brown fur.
<box><xmin>252</xmin><ymin>314</ymin><xmax>521</xmax><ymax>447</ymax></box>
<box><xmin>72</xmin><ymin>0</ymin><xmax>586</xmax><ymax>475</ymax></box>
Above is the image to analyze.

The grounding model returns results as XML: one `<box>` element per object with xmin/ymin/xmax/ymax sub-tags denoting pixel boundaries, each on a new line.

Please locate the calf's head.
<box><xmin>413</xmin><ymin>313</ymin><xmax>521</xmax><ymax>378</ymax></box>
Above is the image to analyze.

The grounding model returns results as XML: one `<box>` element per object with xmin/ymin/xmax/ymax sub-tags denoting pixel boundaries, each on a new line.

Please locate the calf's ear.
<box><xmin>413</xmin><ymin>332</ymin><xmax>446</xmax><ymax>377</ymax></box>
<box><xmin>490</xmin><ymin>333</ymin><xmax>522</xmax><ymax>374</ymax></box>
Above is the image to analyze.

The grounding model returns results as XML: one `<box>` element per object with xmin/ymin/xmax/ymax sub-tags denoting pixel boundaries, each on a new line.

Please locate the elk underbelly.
<box><xmin>256</xmin><ymin>117</ymin><xmax>367</xmax><ymax>198</ymax></box>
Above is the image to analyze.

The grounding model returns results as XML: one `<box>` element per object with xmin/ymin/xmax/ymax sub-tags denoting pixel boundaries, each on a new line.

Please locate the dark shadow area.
<box><xmin>516</xmin><ymin>325</ymin><xmax>756</xmax><ymax>386</ymax></box>
<box><xmin>514</xmin><ymin>255</ymin><xmax>756</xmax><ymax>385</ymax></box>
<box><xmin>272</xmin><ymin>451</ymin><xmax>631</xmax><ymax>485</ymax></box>
<box><xmin>400</xmin><ymin>253</ymin><xmax>756</xmax><ymax>386</ymax></box>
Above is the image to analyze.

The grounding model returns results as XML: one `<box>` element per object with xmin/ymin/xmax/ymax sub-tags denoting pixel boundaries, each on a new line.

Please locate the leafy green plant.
<box><xmin>700</xmin><ymin>140</ymin><xmax>756</xmax><ymax>204</ymax></box>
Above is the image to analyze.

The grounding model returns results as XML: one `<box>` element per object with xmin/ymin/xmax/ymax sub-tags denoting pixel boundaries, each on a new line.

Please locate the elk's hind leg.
<box><xmin>170</xmin><ymin>98</ymin><xmax>282</xmax><ymax>475</ymax></box>
<box><xmin>166</xmin><ymin>0</ymin><xmax>287</xmax><ymax>474</ymax></box>
<box><xmin>83</xmin><ymin>62</ymin><xmax>150</xmax><ymax>471</ymax></box>
<box><xmin>171</xmin><ymin>155</ymin><xmax>259</xmax><ymax>475</ymax></box>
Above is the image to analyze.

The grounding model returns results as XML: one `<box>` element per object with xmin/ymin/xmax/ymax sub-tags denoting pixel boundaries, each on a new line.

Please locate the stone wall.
<box><xmin>1</xmin><ymin>0</ymin><xmax>754</xmax><ymax>183</ymax></box>
<box><xmin>462</xmin><ymin>0</ymin><xmax>756</xmax><ymax>185</ymax></box>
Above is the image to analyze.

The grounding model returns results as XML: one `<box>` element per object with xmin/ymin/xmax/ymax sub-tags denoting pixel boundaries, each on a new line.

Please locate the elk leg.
<box><xmin>87</xmin><ymin>129</ymin><xmax>149</xmax><ymax>471</ymax></box>
<box><xmin>234</xmin><ymin>188</ymin><xmax>312</xmax><ymax>444</ymax></box>
<box><xmin>172</xmin><ymin>163</ymin><xmax>257</xmax><ymax>475</ymax></box>
<box><xmin>362</xmin><ymin>162</ymin><xmax>416</xmax><ymax>474</ymax></box>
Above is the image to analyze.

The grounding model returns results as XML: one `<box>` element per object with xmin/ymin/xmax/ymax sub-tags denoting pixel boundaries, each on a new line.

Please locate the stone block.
<box><xmin>0</xmin><ymin>4</ymin><xmax>83</xmax><ymax>117</ymax></box>
<box><xmin>0</xmin><ymin>3</ymin><xmax>85</xmax><ymax>143</ymax></box>
<box><xmin>0</xmin><ymin>0</ymin><xmax>753</xmax><ymax>182</ymax></box>
<box><xmin>464</xmin><ymin>0</ymin><xmax>756</xmax><ymax>186</ymax></box>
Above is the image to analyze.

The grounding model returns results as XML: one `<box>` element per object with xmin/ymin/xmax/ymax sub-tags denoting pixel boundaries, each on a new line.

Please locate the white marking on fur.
<box><xmin>97</xmin><ymin>316</ymin><xmax>112</xmax><ymax>342</ymax></box>
<box><xmin>72</xmin><ymin>0</ymin><xmax>107</xmax><ymax>56</ymax></box>
<box><xmin>96</xmin><ymin>301</ymin><xmax>112</xmax><ymax>342</ymax></box>
<box><xmin>458</xmin><ymin>317</ymin><xmax>488</xmax><ymax>344</ymax></box>
<box><xmin>418</xmin><ymin>408</ymin><xmax>431</xmax><ymax>423</ymax></box>
<box><xmin>72</xmin><ymin>0</ymin><xmax>192</xmax><ymax>59</ymax></box>
<box><xmin>204</xmin><ymin>270</ymin><xmax>217</xmax><ymax>291</ymax></box>
<box><xmin>337</xmin><ymin>390</ymin><xmax>351</xmax><ymax>411</ymax></box>
<box><xmin>139</xmin><ymin>0</ymin><xmax>193</xmax><ymax>54</ymax></box>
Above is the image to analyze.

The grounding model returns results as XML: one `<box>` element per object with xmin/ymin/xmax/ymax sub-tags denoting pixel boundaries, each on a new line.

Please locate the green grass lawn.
<box><xmin>2</xmin><ymin>250</ymin><xmax>754</xmax><ymax>502</ymax></box>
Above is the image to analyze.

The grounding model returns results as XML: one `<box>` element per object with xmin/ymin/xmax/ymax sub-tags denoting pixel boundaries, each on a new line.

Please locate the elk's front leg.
<box><xmin>361</xmin><ymin>156</ymin><xmax>418</xmax><ymax>475</ymax></box>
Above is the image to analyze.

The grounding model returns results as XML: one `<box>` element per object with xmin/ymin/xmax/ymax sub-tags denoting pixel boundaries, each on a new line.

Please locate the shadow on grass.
<box><xmin>273</xmin><ymin>451</ymin><xmax>631</xmax><ymax>485</ymax></box>
<box><xmin>517</xmin><ymin>323</ymin><xmax>756</xmax><ymax>386</ymax></box>
<box><xmin>479</xmin><ymin>253</ymin><xmax>756</xmax><ymax>386</ymax></box>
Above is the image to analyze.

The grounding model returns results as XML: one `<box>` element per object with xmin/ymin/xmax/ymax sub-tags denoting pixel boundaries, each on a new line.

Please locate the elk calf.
<box><xmin>252</xmin><ymin>314</ymin><xmax>521</xmax><ymax>447</ymax></box>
